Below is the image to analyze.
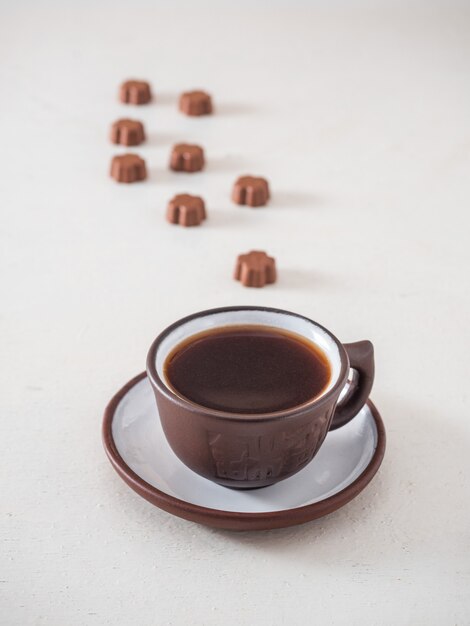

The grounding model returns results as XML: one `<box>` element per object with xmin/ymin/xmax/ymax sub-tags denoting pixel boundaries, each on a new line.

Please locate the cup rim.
<box><xmin>146</xmin><ymin>306</ymin><xmax>350</xmax><ymax>422</ymax></box>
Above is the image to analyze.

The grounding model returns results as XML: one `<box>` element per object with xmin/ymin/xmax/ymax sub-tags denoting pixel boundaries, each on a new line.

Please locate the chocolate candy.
<box><xmin>234</xmin><ymin>251</ymin><xmax>277</xmax><ymax>288</ymax></box>
<box><xmin>110</xmin><ymin>154</ymin><xmax>147</xmax><ymax>183</ymax></box>
<box><xmin>167</xmin><ymin>194</ymin><xmax>206</xmax><ymax>227</ymax></box>
<box><xmin>179</xmin><ymin>90</ymin><xmax>213</xmax><ymax>116</ymax></box>
<box><xmin>119</xmin><ymin>80</ymin><xmax>152</xmax><ymax>105</ymax></box>
<box><xmin>110</xmin><ymin>119</ymin><xmax>145</xmax><ymax>146</ymax></box>
<box><xmin>170</xmin><ymin>144</ymin><xmax>205</xmax><ymax>172</ymax></box>
<box><xmin>232</xmin><ymin>176</ymin><xmax>270</xmax><ymax>207</ymax></box>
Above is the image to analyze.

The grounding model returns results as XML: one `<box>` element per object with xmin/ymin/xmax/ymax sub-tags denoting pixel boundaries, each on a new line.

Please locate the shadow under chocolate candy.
<box><xmin>215</xmin><ymin>102</ymin><xmax>260</xmax><ymax>116</ymax></box>
<box><xmin>269</xmin><ymin>190</ymin><xmax>325</xmax><ymax>210</ymax></box>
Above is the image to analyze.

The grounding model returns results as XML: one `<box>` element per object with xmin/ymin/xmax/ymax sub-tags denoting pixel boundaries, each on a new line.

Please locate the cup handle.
<box><xmin>329</xmin><ymin>340</ymin><xmax>375</xmax><ymax>430</ymax></box>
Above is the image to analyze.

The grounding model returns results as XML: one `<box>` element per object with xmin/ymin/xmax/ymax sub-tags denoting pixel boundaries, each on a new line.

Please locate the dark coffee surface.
<box><xmin>164</xmin><ymin>325</ymin><xmax>331</xmax><ymax>414</ymax></box>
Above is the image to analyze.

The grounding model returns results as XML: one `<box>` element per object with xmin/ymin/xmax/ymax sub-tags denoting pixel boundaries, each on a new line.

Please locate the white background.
<box><xmin>1</xmin><ymin>1</ymin><xmax>469</xmax><ymax>624</ymax></box>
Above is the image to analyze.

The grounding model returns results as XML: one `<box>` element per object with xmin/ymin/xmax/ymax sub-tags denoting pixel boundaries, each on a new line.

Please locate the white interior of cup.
<box><xmin>153</xmin><ymin>310</ymin><xmax>342</xmax><ymax>403</ymax></box>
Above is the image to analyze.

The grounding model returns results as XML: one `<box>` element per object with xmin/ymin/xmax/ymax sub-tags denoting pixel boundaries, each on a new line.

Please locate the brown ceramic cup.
<box><xmin>146</xmin><ymin>306</ymin><xmax>374</xmax><ymax>489</ymax></box>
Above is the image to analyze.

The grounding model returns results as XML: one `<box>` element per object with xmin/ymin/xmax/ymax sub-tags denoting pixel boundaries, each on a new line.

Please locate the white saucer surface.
<box><xmin>112</xmin><ymin>378</ymin><xmax>378</xmax><ymax>513</ymax></box>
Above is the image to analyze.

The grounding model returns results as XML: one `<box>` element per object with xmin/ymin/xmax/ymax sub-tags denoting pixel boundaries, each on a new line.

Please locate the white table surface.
<box><xmin>1</xmin><ymin>1</ymin><xmax>469</xmax><ymax>624</ymax></box>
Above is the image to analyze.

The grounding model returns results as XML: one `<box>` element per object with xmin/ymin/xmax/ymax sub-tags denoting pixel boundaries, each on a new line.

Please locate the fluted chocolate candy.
<box><xmin>179</xmin><ymin>90</ymin><xmax>213</xmax><ymax>116</ymax></box>
<box><xmin>110</xmin><ymin>154</ymin><xmax>147</xmax><ymax>183</ymax></box>
<box><xmin>167</xmin><ymin>194</ymin><xmax>206</xmax><ymax>227</ymax></box>
<box><xmin>119</xmin><ymin>80</ymin><xmax>152</xmax><ymax>105</ymax></box>
<box><xmin>232</xmin><ymin>176</ymin><xmax>270</xmax><ymax>207</ymax></box>
<box><xmin>234</xmin><ymin>250</ymin><xmax>277</xmax><ymax>288</ymax></box>
<box><xmin>170</xmin><ymin>144</ymin><xmax>205</xmax><ymax>173</ymax></box>
<box><xmin>110</xmin><ymin>119</ymin><xmax>145</xmax><ymax>146</ymax></box>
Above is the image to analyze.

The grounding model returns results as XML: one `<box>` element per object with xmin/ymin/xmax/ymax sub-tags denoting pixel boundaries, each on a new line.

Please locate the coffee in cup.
<box><xmin>147</xmin><ymin>306</ymin><xmax>374</xmax><ymax>489</ymax></box>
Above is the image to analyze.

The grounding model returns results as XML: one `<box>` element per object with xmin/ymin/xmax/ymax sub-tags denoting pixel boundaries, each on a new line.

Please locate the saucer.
<box><xmin>103</xmin><ymin>373</ymin><xmax>386</xmax><ymax>531</ymax></box>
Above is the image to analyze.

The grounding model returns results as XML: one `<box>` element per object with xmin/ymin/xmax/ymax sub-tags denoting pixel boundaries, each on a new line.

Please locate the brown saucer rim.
<box><xmin>102</xmin><ymin>372</ymin><xmax>386</xmax><ymax>531</ymax></box>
